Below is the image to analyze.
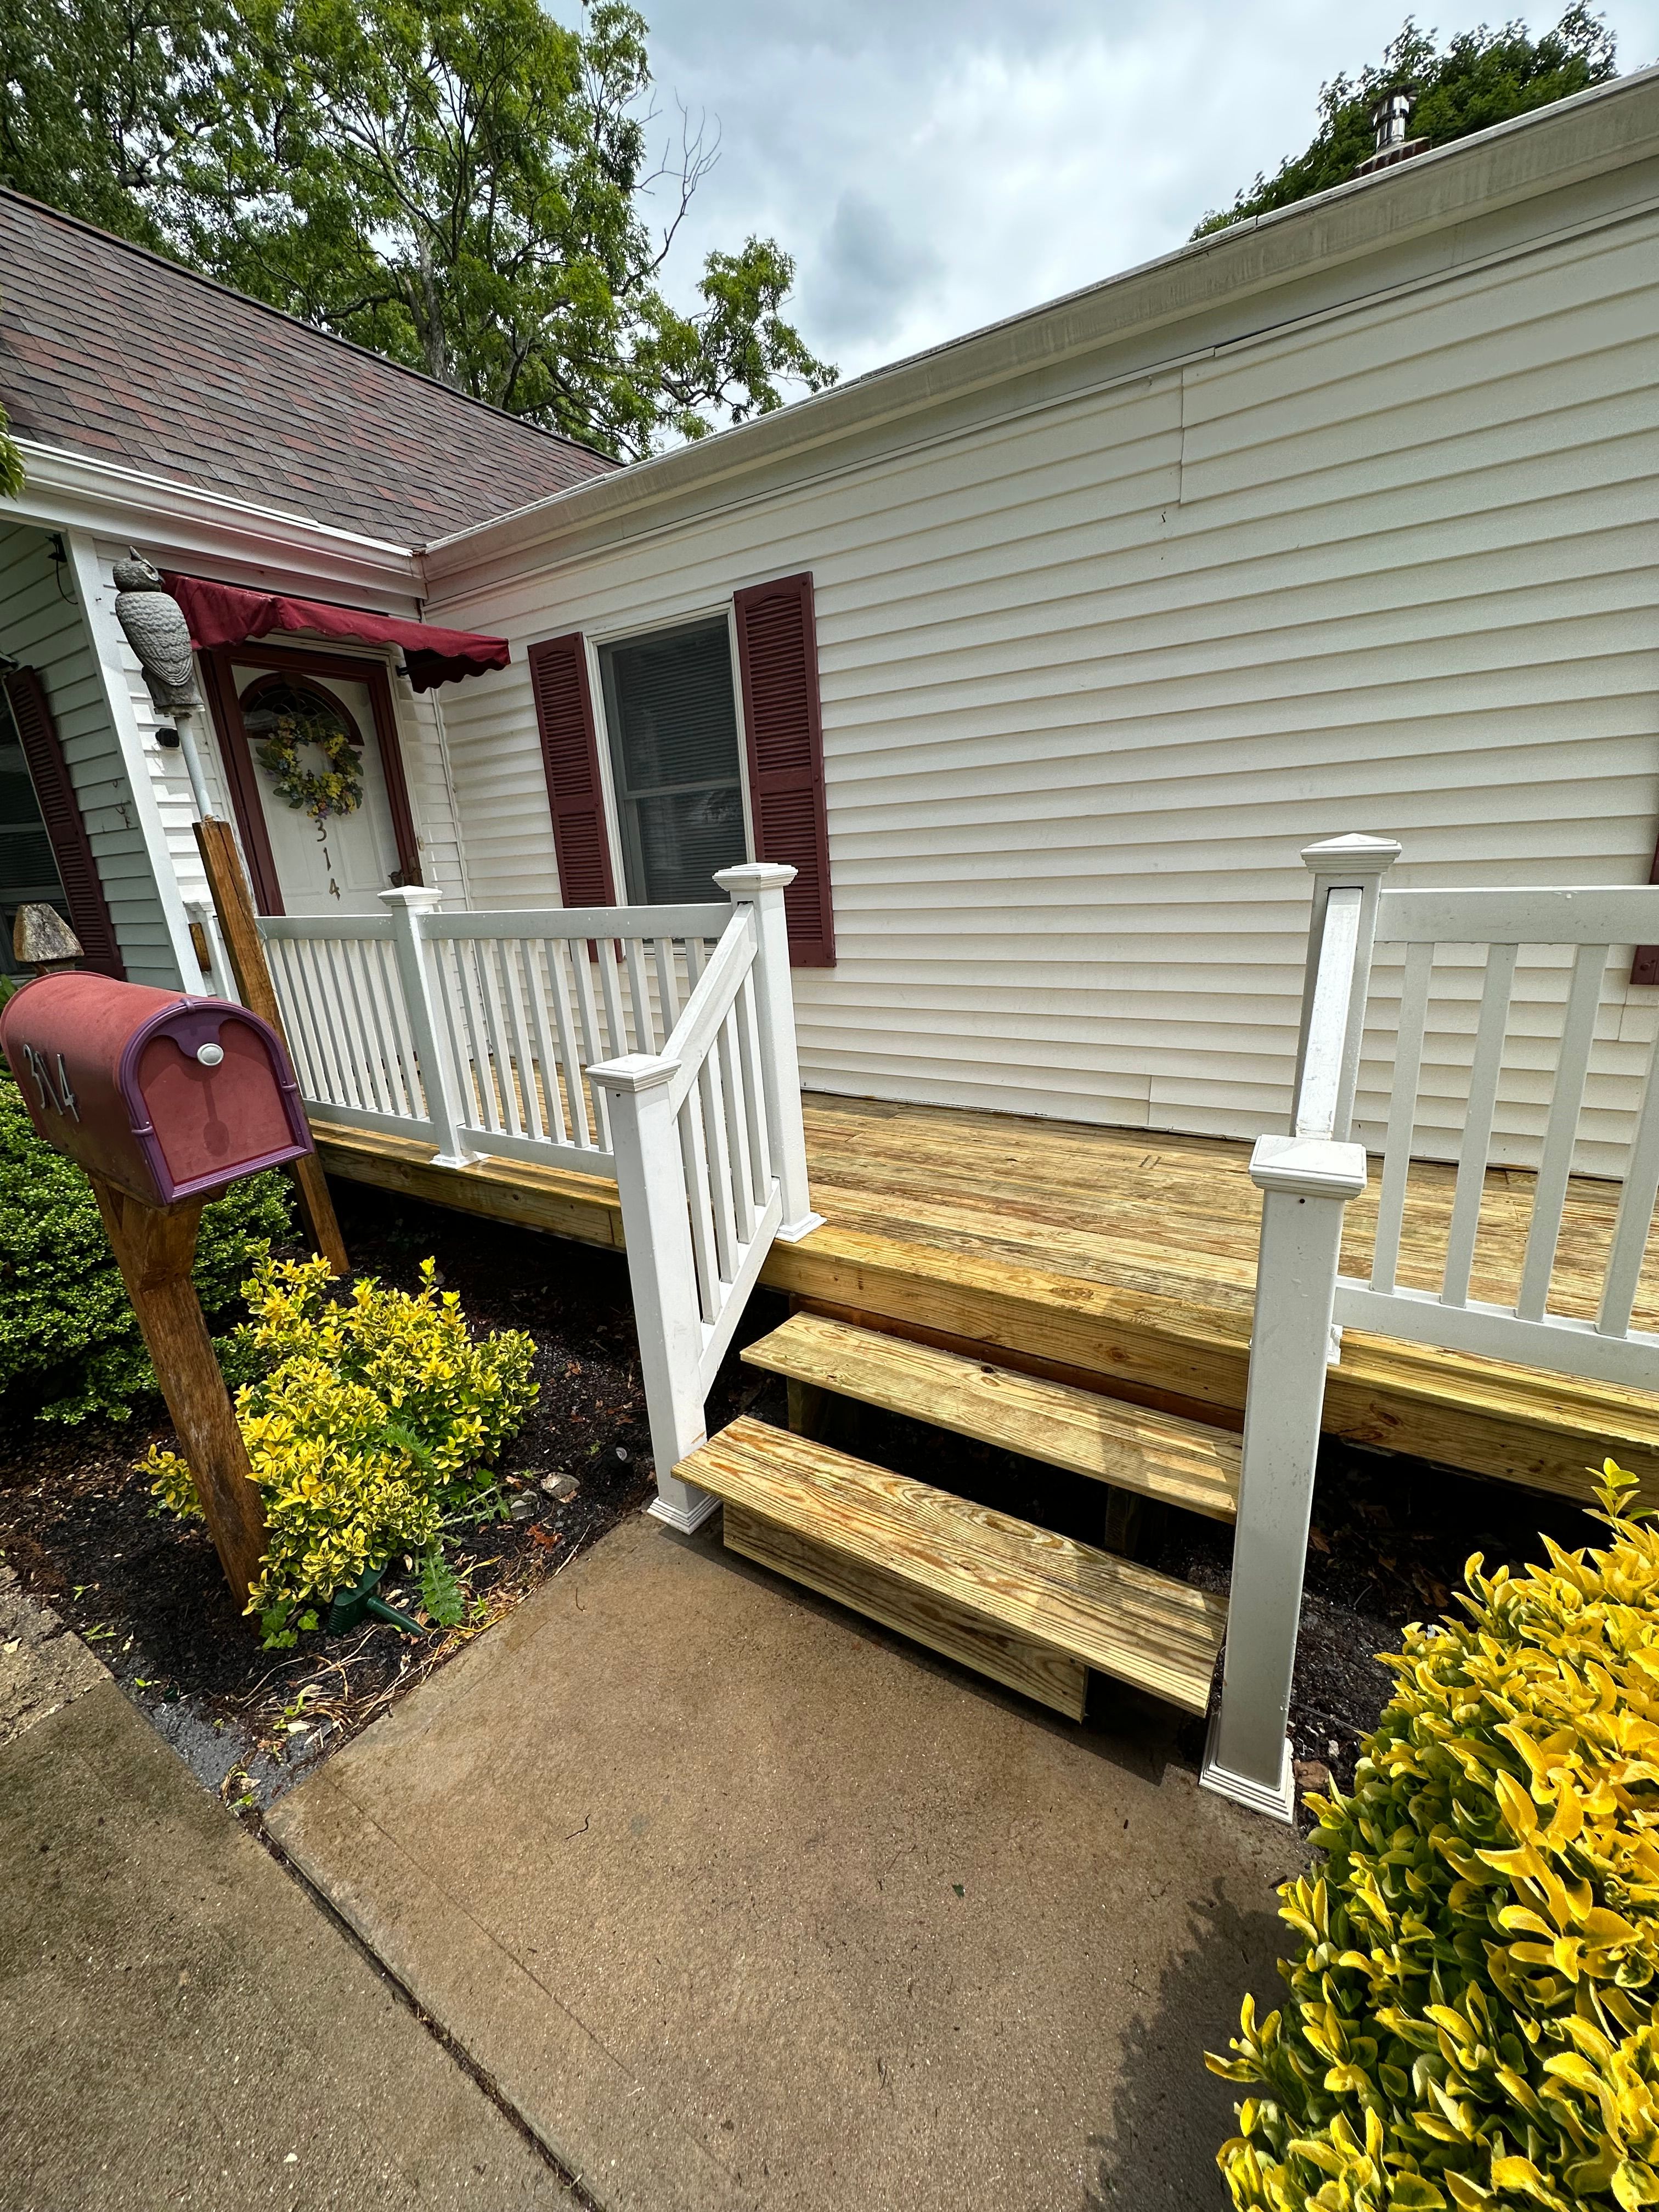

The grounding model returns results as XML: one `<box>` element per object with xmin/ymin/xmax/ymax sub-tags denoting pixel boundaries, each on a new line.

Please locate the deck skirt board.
<box><xmin>678</xmin><ymin>1417</ymin><xmax>1228</xmax><ymax>1716</ymax></box>
<box><xmin>742</xmin><ymin>1312</ymin><xmax>1242</xmax><ymax>1521</ymax></box>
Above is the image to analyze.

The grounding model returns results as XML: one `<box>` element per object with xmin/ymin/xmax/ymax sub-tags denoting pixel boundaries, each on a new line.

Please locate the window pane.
<box><xmin>631</xmin><ymin>788</ymin><xmax>746</xmax><ymax>905</ymax></box>
<box><xmin>0</xmin><ymin>726</ymin><xmax>71</xmax><ymax>977</ymax></box>
<box><xmin>600</xmin><ymin>620</ymin><xmax>748</xmax><ymax>902</ymax></box>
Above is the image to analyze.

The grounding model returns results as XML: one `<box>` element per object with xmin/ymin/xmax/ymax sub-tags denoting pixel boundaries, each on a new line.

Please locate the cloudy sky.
<box><xmin>567</xmin><ymin>1</ymin><xmax>1659</xmax><ymax>386</ymax></box>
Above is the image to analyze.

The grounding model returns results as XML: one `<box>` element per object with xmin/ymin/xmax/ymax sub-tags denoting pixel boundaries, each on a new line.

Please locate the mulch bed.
<box><xmin>0</xmin><ymin>1181</ymin><xmax>775</xmax><ymax>1810</ymax></box>
<box><xmin>0</xmin><ymin>1175</ymin><xmax>1609</xmax><ymax>1824</ymax></box>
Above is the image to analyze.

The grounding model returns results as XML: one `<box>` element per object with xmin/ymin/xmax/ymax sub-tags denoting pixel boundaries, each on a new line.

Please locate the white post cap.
<box><xmin>1249</xmin><ymin>1132</ymin><xmax>1368</xmax><ymax>1200</ymax></box>
<box><xmin>714</xmin><ymin>863</ymin><xmax>797</xmax><ymax>895</ymax></box>
<box><xmin>588</xmin><ymin>1052</ymin><xmax>681</xmax><ymax>1094</ymax></box>
<box><xmin>1300</xmin><ymin>833</ymin><xmax>1403</xmax><ymax>877</ymax></box>
<box><xmin>379</xmin><ymin>885</ymin><xmax>444</xmax><ymax>910</ymax></box>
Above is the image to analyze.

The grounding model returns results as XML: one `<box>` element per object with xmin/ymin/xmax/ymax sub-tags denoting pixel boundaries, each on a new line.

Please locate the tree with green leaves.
<box><xmin>0</xmin><ymin>0</ymin><xmax>835</xmax><ymax>459</ymax></box>
<box><xmin>1192</xmin><ymin>7</ymin><xmax>1619</xmax><ymax>238</ymax></box>
<box><xmin>0</xmin><ymin>1</ymin><xmax>229</xmax><ymax>244</ymax></box>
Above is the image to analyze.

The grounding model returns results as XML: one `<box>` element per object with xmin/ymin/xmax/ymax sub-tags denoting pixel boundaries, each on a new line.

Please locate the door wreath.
<box><xmin>253</xmin><ymin>706</ymin><xmax>364</xmax><ymax>825</ymax></box>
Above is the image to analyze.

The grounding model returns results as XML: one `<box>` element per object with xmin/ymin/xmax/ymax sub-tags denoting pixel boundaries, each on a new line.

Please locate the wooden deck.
<box><xmin>314</xmin><ymin>1092</ymin><xmax>1659</xmax><ymax>1506</ymax></box>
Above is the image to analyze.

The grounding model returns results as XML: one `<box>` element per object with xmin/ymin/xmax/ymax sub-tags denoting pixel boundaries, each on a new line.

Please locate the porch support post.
<box><xmin>589</xmin><ymin>1052</ymin><xmax>719</xmax><ymax>1535</ymax></box>
<box><xmin>714</xmin><ymin>862</ymin><xmax>822</xmax><ymax>1241</ymax></box>
<box><xmin>379</xmin><ymin>887</ymin><xmax>475</xmax><ymax>1169</ymax></box>
<box><xmin>195</xmin><ymin>816</ymin><xmax>349</xmax><ymax>1276</ymax></box>
<box><xmin>1201</xmin><ymin>1133</ymin><xmax>1367</xmax><ymax>1822</ymax></box>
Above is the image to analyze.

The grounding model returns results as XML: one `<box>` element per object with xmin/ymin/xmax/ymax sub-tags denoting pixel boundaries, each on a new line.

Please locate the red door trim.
<box><xmin>200</xmin><ymin>641</ymin><xmax>422</xmax><ymax>916</ymax></box>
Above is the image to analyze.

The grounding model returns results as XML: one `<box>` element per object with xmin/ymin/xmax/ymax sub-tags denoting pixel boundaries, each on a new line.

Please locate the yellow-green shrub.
<box><xmin>1210</xmin><ymin>1459</ymin><xmax>1659</xmax><ymax>2212</ymax></box>
<box><xmin>146</xmin><ymin>1255</ymin><xmax>537</xmax><ymax>1643</ymax></box>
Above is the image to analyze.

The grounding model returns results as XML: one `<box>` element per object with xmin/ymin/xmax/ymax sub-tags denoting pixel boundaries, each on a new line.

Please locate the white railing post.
<box><xmin>1201</xmin><ymin>1134</ymin><xmax>1368</xmax><ymax>1821</ymax></box>
<box><xmin>379</xmin><ymin>887</ymin><xmax>476</xmax><ymax>1168</ymax></box>
<box><xmin>589</xmin><ymin>1053</ymin><xmax>719</xmax><ymax>1535</ymax></box>
<box><xmin>185</xmin><ymin>899</ymin><xmax>238</xmax><ymax>1003</ymax></box>
<box><xmin>1290</xmin><ymin>834</ymin><xmax>1402</xmax><ymax>1140</ymax></box>
<box><xmin>714</xmin><ymin>863</ymin><xmax>822</xmax><ymax>1240</ymax></box>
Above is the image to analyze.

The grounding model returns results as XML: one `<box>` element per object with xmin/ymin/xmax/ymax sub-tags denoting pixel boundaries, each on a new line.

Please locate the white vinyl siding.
<box><xmin>0</xmin><ymin>521</ymin><xmax>180</xmax><ymax>985</ymax></box>
<box><xmin>427</xmin><ymin>201</ymin><xmax>1659</xmax><ymax>1175</ymax></box>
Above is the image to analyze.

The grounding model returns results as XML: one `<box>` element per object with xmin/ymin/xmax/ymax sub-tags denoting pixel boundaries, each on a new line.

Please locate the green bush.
<box><xmin>1209</xmin><ymin>1459</ymin><xmax>1659</xmax><ymax>2212</ymax></box>
<box><xmin>146</xmin><ymin>1255</ymin><xmax>538</xmax><ymax>1644</ymax></box>
<box><xmin>0</xmin><ymin>1062</ymin><xmax>294</xmax><ymax>1423</ymax></box>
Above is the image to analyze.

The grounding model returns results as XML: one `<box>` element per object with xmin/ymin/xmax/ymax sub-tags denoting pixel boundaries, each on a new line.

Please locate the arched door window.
<box><xmin>240</xmin><ymin>672</ymin><xmax>366</xmax><ymax>762</ymax></box>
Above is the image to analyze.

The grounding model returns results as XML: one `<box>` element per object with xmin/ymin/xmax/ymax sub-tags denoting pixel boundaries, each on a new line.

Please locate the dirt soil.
<box><xmin>0</xmin><ymin>1175</ymin><xmax>1610</xmax><ymax>1825</ymax></box>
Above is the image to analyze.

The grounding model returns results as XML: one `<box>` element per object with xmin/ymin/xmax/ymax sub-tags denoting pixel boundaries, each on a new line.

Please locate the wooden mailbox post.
<box><xmin>0</xmin><ymin>969</ymin><xmax>317</xmax><ymax>1610</ymax></box>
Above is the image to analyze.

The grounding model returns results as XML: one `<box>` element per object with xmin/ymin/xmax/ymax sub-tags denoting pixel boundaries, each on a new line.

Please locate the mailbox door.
<box><xmin>134</xmin><ymin>1020</ymin><xmax>298</xmax><ymax>1193</ymax></box>
<box><xmin>3</xmin><ymin>974</ymin><xmax>185</xmax><ymax>1204</ymax></box>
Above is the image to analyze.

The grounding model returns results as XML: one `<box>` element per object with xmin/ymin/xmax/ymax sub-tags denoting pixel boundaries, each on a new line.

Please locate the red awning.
<box><xmin>161</xmin><ymin>572</ymin><xmax>510</xmax><ymax>693</ymax></box>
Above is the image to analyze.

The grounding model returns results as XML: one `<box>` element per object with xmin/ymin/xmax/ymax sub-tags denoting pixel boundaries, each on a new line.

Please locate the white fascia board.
<box><xmin>5</xmin><ymin>441</ymin><xmax>424</xmax><ymax>608</ymax></box>
<box><xmin>62</xmin><ymin>525</ymin><xmax>199</xmax><ymax>989</ymax></box>
<box><xmin>422</xmin><ymin>62</ymin><xmax>1659</xmax><ymax>596</ymax></box>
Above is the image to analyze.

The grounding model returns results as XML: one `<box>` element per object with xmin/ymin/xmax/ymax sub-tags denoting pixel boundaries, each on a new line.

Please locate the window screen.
<box><xmin>599</xmin><ymin>620</ymin><xmax>748</xmax><ymax>904</ymax></box>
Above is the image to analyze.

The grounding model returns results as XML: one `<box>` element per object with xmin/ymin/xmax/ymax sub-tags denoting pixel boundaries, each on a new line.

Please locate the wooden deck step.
<box><xmin>742</xmin><ymin>1312</ymin><xmax>1241</xmax><ymax>1522</ymax></box>
<box><xmin>676</xmin><ymin>1417</ymin><xmax>1228</xmax><ymax>1721</ymax></box>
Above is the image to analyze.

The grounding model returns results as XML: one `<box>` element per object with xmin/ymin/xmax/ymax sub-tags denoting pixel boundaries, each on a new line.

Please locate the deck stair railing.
<box><xmin>590</xmin><ymin>864</ymin><xmax>821</xmax><ymax>1533</ymax></box>
<box><xmin>256</xmin><ymin>862</ymin><xmax>820</xmax><ymax>1534</ymax></box>
<box><xmin>1203</xmin><ymin>834</ymin><xmax>1659</xmax><ymax>1820</ymax></box>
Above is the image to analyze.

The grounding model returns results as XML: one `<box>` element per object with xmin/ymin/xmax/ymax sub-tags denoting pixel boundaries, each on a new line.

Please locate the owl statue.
<box><xmin>112</xmin><ymin>550</ymin><xmax>200</xmax><ymax>712</ymax></box>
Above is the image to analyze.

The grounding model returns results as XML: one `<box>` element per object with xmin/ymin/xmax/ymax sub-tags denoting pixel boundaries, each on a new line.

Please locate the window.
<box><xmin>598</xmin><ymin>620</ymin><xmax>748</xmax><ymax>904</ymax></box>
<box><xmin>0</xmin><ymin>681</ymin><xmax>73</xmax><ymax>977</ymax></box>
<box><xmin>239</xmin><ymin>672</ymin><xmax>364</xmax><ymax>758</ymax></box>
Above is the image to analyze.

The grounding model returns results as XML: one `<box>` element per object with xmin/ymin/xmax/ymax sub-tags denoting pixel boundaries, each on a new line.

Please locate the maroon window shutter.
<box><xmin>1633</xmin><ymin>831</ymin><xmax>1659</xmax><ymax>988</ymax></box>
<box><xmin>526</xmin><ymin>632</ymin><xmax>616</xmax><ymax>906</ymax></box>
<box><xmin>1</xmin><ymin>667</ymin><xmax>125</xmax><ymax>979</ymax></box>
<box><xmin>733</xmin><ymin>573</ymin><xmax>834</xmax><ymax>967</ymax></box>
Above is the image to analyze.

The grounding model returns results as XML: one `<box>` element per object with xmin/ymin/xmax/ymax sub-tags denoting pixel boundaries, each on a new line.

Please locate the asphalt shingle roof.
<box><xmin>0</xmin><ymin>189</ymin><xmax>616</xmax><ymax>545</ymax></box>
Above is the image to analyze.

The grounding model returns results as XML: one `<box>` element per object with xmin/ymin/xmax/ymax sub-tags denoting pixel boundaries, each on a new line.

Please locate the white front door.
<box><xmin>234</xmin><ymin>664</ymin><xmax>405</xmax><ymax>917</ymax></box>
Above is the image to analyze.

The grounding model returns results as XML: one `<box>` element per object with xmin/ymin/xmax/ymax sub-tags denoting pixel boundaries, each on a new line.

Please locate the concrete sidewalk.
<box><xmin>0</xmin><ymin>1643</ymin><xmax>576</xmax><ymax>2209</ymax></box>
<box><xmin>270</xmin><ymin>1511</ymin><xmax>1305</xmax><ymax>2212</ymax></box>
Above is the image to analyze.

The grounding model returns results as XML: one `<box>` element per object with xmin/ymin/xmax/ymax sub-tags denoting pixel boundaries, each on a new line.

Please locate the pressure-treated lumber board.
<box><xmin>764</xmin><ymin>1231</ymin><xmax>1659</xmax><ymax>1506</ymax></box>
<box><xmin>197</xmin><ymin>815</ymin><xmax>349</xmax><ymax>1276</ymax></box>
<box><xmin>313</xmin><ymin>1092</ymin><xmax>1659</xmax><ymax>1504</ymax></box>
<box><xmin>311</xmin><ymin>1119</ymin><xmax>624</xmax><ymax>1249</ymax></box>
<box><xmin>723</xmin><ymin>1502</ymin><xmax>1091</xmax><ymax>1719</ymax></box>
<box><xmin>742</xmin><ymin>1312</ymin><xmax>1240</xmax><ymax>1522</ymax></box>
<box><xmin>678</xmin><ymin>1418</ymin><xmax>1228</xmax><ymax>1716</ymax></box>
<box><xmin>799</xmin><ymin>1092</ymin><xmax>1659</xmax><ymax>1338</ymax></box>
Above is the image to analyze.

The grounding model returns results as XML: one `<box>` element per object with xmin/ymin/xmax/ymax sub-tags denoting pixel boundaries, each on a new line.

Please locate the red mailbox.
<box><xmin>0</xmin><ymin>971</ymin><xmax>312</xmax><ymax>1207</ymax></box>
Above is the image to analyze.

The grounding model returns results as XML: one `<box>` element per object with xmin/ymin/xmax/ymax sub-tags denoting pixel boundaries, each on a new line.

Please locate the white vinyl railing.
<box><xmin>591</xmin><ymin>864</ymin><xmax>822</xmax><ymax>1532</ymax></box>
<box><xmin>1204</xmin><ymin>835</ymin><xmax>1659</xmax><ymax>1823</ymax></box>
<box><xmin>1336</xmin><ymin>888</ymin><xmax>1659</xmax><ymax>1390</ymax></box>
<box><xmin>261</xmin><ymin>888</ymin><xmax>733</xmax><ymax>1173</ymax></box>
<box><xmin>257</xmin><ymin>864</ymin><xmax>820</xmax><ymax>1536</ymax></box>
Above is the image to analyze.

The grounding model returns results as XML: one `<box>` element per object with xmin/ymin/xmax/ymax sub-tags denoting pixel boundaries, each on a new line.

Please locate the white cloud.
<box><xmin>582</xmin><ymin>1</ymin><xmax>1659</xmax><ymax>382</ymax></box>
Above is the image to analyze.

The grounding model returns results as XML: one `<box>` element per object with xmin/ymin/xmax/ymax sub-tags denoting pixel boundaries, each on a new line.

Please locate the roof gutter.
<box><xmin>422</xmin><ymin>63</ymin><xmax>1659</xmax><ymax>587</ymax></box>
<box><xmin>4</xmin><ymin>440</ymin><xmax>424</xmax><ymax>604</ymax></box>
